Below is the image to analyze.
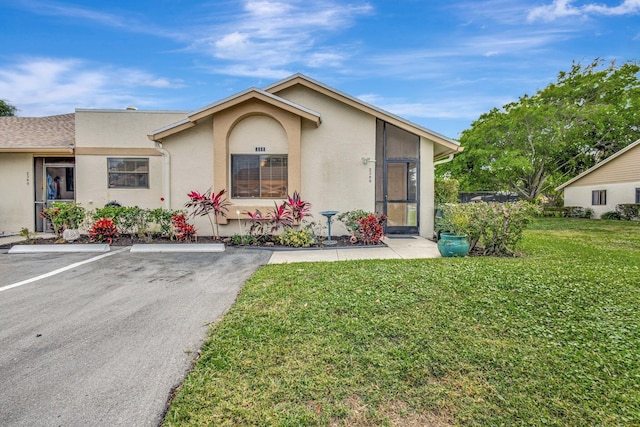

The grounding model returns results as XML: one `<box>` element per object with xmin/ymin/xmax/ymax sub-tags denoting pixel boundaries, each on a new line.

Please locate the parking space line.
<box><xmin>0</xmin><ymin>247</ymin><xmax>130</xmax><ymax>293</ymax></box>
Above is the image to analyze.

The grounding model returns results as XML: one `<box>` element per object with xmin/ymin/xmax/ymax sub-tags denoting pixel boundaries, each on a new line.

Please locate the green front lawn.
<box><xmin>165</xmin><ymin>218</ymin><xmax>640</xmax><ymax>426</ymax></box>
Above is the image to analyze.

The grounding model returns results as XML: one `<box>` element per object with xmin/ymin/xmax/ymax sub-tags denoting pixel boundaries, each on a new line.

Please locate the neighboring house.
<box><xmin>556</xmin><ymin>139</ymin><xmax>640</xmax><ymax>218</ymax></box>
<box><xmin>0</xmin><ymin>74</ymin><xmax>462</xmax><ymax>237</ymax></box>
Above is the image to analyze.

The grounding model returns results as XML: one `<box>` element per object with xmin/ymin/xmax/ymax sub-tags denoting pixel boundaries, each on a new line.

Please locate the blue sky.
<box><xmin>1</xmin><ymin>0</ymin><xmax>638</xmax><ymax>139</ymax></box>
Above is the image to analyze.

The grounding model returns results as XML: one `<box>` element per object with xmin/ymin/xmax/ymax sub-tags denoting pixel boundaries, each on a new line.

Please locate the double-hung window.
<box><xmin>231</xmin><ymin>154</ymin><xmax>287</xmax><ymax>198</ymax></box>
<box><xmin>591</xmin><ymin>190</ymin><xmax>606</xmax><ymax>206</ymax></box>
<box><xmin>636</xmin><ymin>188</ymin><xmax>640</xmax><ymax>204</ymax></box>
<box><xmin>108</xmin><ymin>158</ymin><xmax>149</xmax><ymax>188</ymax></box>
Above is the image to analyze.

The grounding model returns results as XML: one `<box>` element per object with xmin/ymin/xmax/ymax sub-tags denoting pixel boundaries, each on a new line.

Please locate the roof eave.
<box><xmin>188</xmin><ymin>88</ymin><xmax>321</xmax><ymax>125</ymax></box>
<box><xmin>0</xmin><ymin>146</ymin><xmax>74</xmax><ymax>153</ymax></box>
<box><xmin>264</xmin><ymin>74</ymin><xmax>461</xmax><ymax>154</ymax></box>
<box><xmin>148</xmin><ymin>119</ymin><xmax>195</xmax><ymax>141</ymax></box>
<box><xmin>148</xmin><ymin>88</ymin><xmax>322</xmax><ymax>141</ymax></box>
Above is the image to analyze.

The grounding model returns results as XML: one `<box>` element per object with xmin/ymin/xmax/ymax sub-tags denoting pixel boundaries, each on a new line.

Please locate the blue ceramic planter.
<box><xmin>437</xmin><ymin>233</ymin><xmax>470</xmax><ymax>257</ymax></box>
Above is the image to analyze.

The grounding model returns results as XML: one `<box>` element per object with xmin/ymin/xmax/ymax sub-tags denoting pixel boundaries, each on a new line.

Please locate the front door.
<box><xmin>385</xmin><ymin>161</ymin><xmax>419</xmax><ymax>234</ymax></box>
<box><xmin>375</xmin><ymin>120</ymin><xmax>420</xmax><ymax>235</ymax></box>
<box><xmin>34</xmin><ymin>158</ymin><xmax>76</xmax><ymax>232</ymax></box>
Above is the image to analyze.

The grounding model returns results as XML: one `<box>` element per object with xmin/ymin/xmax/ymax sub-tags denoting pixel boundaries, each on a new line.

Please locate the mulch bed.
<box><xmin>4</xmin><ymin>234</ymin><xmax>384</xmax><ymax>249</ymax></box>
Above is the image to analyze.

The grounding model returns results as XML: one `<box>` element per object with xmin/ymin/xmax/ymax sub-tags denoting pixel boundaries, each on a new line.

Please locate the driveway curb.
<box><xmin>8</xmin><ymin>244</ymin><xmax>110</xmax><ymax>254</ymax></box>
<box><xmin>130</xmin><ymin>244</ymin><xmax>225</xmax><ymax>253</ymax></box>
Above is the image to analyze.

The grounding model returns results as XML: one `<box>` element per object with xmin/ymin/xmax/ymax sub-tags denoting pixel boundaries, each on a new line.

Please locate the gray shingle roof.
<box><xmin>0</xmin><ymin>113</ymin><xmax>75</xmax><ymax>150</ymax></box>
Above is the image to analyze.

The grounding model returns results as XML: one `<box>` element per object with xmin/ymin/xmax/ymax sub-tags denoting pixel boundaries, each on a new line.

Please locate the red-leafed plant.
<box><xmin>357</xmin><ymin>213</ymin><xmax>387</xmax><ymax>245</ymax></box>
<box><xmin>88</xmin><ymin>218</ymin><xmax>118</xmax><ymax>244</ymax></box>
<box><xmin>284</xmin><ymin>191</ymin><xmax>311</xmax><ymax>223</ymax></box>
<box><xmin>172</xmin><ymin>213</ymin><xmax>196</xmax><ymax>242</ymax></box>
<box><xmin>185</xmin><ymin>188</ymin><xmax>230</xmax><ymax>239</ymax></box>
<box><xmin>245</xmin><ymin>209</ymin><xmax>267</xmax><ymax>237</ymax></box>
<box><xmin>268</xmin><ymin>202</ymin><xmax>294</xmax><ymax>233</ymax></box>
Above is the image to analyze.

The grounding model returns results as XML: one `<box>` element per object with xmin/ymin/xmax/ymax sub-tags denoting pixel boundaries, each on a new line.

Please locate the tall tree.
<box><xmin>441</xmin><ymin>59</ymin><xmax>640</xmax><ymax>198</ymax></box>
<box><xmin>0</xmin><ymin>99</ymin><xmax>18</xmax><ymax>116</ymax></box>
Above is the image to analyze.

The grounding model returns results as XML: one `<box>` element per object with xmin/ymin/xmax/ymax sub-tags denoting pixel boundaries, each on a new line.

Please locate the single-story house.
<box><xmin>556</xmin><ymin>139</ymin><xmax>640</xmax><ymax>218</ymax></box>
<box><xmin>0</xmin><ymin>74</ymin><xmax>462</xmax><ymax>237</ymax></box>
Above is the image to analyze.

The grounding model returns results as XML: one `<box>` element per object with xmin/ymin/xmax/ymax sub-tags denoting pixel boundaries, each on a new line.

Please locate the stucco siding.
<box><xmin>276</xmin><ymin>85</ymin><xmax>376</xmax><ymax>235</ymax></box>
<box><xmin>420</xmin><ymin>139</ymin><xmax>435</xmax><ymax>237</ymax></box>
<box><xmin>564</xmin><ymin>181</ymin><xmax>640</xmax><ymax>218</ymax></box>
<box><xmin>75</xmin><ymin>110</ymin><xmax>185</xmax><ymax>149</ymax></box>
<box><xmin>162</xmin><ymin>120</ymin><xmax>215</xmax><ymax>234</ymax></box>
<box><xmin>0</xmin><ymin>153</ymin><xmax>35</xmax><ymax>233</ymax></box>
<box><xmin>75</xmin><ymin>155</ymin><xmax>164</xmax><ymax>210</ymax></box>
<box><xmin>228</xmin><ymin>115</ymin><xmax>288</xmax><ymax>154</ymax></box>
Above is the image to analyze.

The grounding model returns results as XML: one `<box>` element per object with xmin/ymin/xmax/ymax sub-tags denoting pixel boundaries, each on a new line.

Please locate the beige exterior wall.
<box><xmin>564</xmin><ymin>181</ymin><xmax>640</xmax><ymax>218</ymax></box>
<box><xmin>212</xmin><ymin>100</ymin><xmax>303</xmax><ymax>212</ymax></box>
<box><xmin>0</xmin><ymin>153</ymin><xmax>34</xmax><ymax>233</ymax></box>
<box><xmin>419</xmin><ymin>139</ymin><xmax>435</xmax><ymax>237</ymax></box>
<box><xmin>68</xmin><ymin>89</ymin><xmax>443</xmax><ymax>237</ymax></box>
<box><xmin>75</xmin><ymin>110</ymin><xmax>185</xmax><ymax>148</ymax></box>
<box><xmin>74</xmin><ymin>109</ymin><xmax>186</xmax><ymax>213</ymax></box>
<box><xmin>276</xmin><ymin>85</ymin><xmax>376</xmax><ymax>236</ymax></box>
<box><xmin>161</xmin><ymin>118</ymin><xmax>215</xmax><ymax>234</ymax></box>
<box><xmin>75</xmin><ymin>154</ymin><xmax>164</xmax><ymax>210</ymax></box>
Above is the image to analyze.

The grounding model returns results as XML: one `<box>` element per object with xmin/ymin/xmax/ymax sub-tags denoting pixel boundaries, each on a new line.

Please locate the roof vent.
<box><xmin>126</xmin><ymin>105</ymin><xmax>138</xmax><ymax>111</ymax></box>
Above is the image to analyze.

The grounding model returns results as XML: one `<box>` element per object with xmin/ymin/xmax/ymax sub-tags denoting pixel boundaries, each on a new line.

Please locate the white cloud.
<box><xmin>206</xmin><ymin>64</ymin><xmax>292</xmax><ymax>80</ymax></box>
<box><xmin>15</xmin><ymin>0</ymin><xmax>186</xmax><ymax>41</ymax></box>
<box><xmin>10</xmin><ymin>0</ymin><xmax>372</xmax><ymax>79</ymax></box>
<box><xmin>306</xmin><ymin>52</ymin><xmax>346</xmax><ymax>68</ymax></box>
<box><xmin>527</xmin><ymin>0</ymin><xmax>640</xmax><ymax>22</ymax></box>
<box><xmin>191</xmin><ymin>0</ymin><xmax>372</xmax><ymax>75</ymax></box>
<box><xmin>0</xmin><ymin>58</ymin><xmax>184</xmax><ymax>116</ymax></box>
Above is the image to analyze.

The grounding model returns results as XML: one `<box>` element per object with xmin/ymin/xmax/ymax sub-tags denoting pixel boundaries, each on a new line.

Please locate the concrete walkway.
<box><xmin>268</xmin><ymin>236</ymin><xmax>440</xmax><ymax>264</ymax></box>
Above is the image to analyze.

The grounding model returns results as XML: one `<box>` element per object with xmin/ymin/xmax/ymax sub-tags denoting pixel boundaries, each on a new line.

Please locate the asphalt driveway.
<box><xmin>0</xmin><ymin>247</ymin><xmax>271</xmax><ymax>426</ymax></box>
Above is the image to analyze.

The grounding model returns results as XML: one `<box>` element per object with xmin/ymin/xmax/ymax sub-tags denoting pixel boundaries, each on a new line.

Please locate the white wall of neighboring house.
<box><xmin>0</xmin><ymin>153</ymin><xmax>34</xmax><ymax>233</ymax></box>
<box><xmin>564</xmin><ymin>181</ymin><xmax>640</xmax><ymax>218</ymax></box>
<box><xmin>559</xmin><ymin>139</ymin><xmax>640</xmax><ymax>219</ymax></box>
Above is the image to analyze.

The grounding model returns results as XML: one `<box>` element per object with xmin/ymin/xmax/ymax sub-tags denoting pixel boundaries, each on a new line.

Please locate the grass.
<box><xmin>164</xmin><ymin>218</ymin><xmax>640</xmax><ymax>426</ymax></box>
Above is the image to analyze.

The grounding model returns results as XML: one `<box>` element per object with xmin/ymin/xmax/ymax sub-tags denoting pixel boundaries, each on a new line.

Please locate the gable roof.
<box><xmin>0</xmin><ymin>113</ymin><xmax>75</xmax><ymax>153</ymax></box>
<box><xmin>264</xmin><ymin>73</ymin><xmax>462</xmax><ymax>159</ymax></box>
<box><xmin>148</xmin><ymin>87</ymin><xmax>321</xmax><ymax>141</ymax></box>
<box><xmin>556</xmin><ymin>138</ymin><xmax>640</xmax><ymax>191</ymax></box>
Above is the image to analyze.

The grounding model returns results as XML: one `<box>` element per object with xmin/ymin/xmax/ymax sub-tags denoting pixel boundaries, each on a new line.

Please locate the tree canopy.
<box><xmin>440</xmin><ymin>59</ymin><xmax>640</xmax><ymax>198</ymax></box>
<box><xmin>0</xmin><ymin>99</ymin><xmax>18</xmax><ymax>116</ymax></box>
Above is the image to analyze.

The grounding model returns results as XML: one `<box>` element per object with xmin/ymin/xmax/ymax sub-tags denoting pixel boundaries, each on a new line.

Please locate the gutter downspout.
<box><xmin>433</xmin><ymin>153</ymin><xmax>455</xmax><ymax>166</ymax></box>
<box><xmin>154</xmin><ymin>141</ymin><xmax>171</xmax><ymax>209</ymax></box>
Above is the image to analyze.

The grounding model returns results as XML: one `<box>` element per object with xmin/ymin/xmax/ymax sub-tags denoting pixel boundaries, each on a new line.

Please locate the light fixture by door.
<box><xmin>361</xmin><ymin>156</ymin><xmax>376</xmax><ymax>165</ymax></box>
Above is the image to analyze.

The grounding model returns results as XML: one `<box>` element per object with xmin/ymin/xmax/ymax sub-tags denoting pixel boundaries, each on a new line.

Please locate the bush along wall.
<box><xmin>437</xmin><ymin>201</ymin><xmax>540</xmax><ymax>256</ymax></box>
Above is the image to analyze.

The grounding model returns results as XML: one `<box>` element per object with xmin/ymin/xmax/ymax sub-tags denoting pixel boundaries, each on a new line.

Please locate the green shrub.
<box><xmin>601</xmin><ymin>211</ymin><xmax>622</xmax><ymax>220</ymax></box>
<box><xmin>541</xmin><ymin>206</ymin><xmax>564</xmax><ymax>217</ymax></box>
<box><xmin>337</xmin><ymin>209</ymin><xmax>372</xmax><ymax>236</ymax></box>
<box><xmin>277</xmin><ymin>227</ymin><xmax>316</xmax><ymax>248</ymax></box>
<box><xmin>435</xmin><ymin>177</ymin><xmax>459</xmax><ymax>205</ymax></box>
<box><xmin>93</xmin><ymin>205</ymin><xmax>148</xmax><ymax>235</ymax></box>
<box><xmin>147</xmin><ymin>208</ymin><xmax>178</xmax><ymax>238</ymax></box>
<box><xmin>563</xmin><ymin>206</ymin><xmax>594</xmax><ymax>218</ymax></box>
<box><xmin>40</xmin><ymin>202</ymin><xmax>86</xmax><ymax>237</ymax></box>
<box><xmin>230</xmin><ymin>234</ymin><xmax>259</xmax><ymax>246</ymax></box>
<box><xmin>438</xmin><ymin>201</ymin><xmax>539</xmax><ymax>256</ymax></box>
<box><xmin>93</xmin><ymin>205</ymin><xmax>126</xmax><ymax>227</ymax></box>
<box><xmin>615</xmin><ymin>203</ymin><xmax>640</xmax><ymax>221</ymax></box>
